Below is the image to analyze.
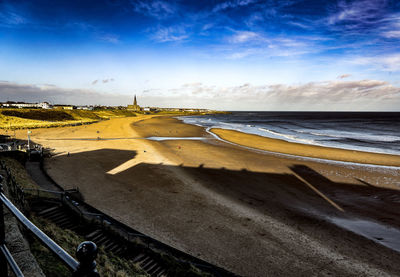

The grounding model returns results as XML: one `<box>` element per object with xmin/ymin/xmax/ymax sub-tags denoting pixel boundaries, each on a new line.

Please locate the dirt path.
<box><xmin>25</xmin><ymin>161</ymin><xmax>62</xmax><ymax>191</ymax></box>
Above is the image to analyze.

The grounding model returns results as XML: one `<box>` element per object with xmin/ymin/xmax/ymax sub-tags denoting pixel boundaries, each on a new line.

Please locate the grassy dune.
<box><xmin>0</xmin><ymin>157</ymin><xmax>39</xmax><ymax>189</ymax></box>
<box><xmin>0</xmin><ymin>109</ymin><xmax>138</xmax><ymax>129</ymax></box>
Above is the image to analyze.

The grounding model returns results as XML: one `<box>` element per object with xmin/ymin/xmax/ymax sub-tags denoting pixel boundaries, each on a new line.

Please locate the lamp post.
<box><xmin>27</xmin><ymin>130</ymin><xmax>31</xmax><ymax>151</ymax></box>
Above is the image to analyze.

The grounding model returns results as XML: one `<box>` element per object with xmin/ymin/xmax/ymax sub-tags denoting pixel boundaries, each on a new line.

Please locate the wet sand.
<box><xmin>6</xmin><ymin>116</ymin><xmax>400</xmax><ymax>276</ymax></box>
<box><xmin>211</xmin><ymin>128</ymin><xmax>400</xmax><ymax>167</ymax></box>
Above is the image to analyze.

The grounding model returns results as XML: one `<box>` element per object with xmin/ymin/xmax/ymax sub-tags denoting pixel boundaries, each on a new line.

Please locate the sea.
<box><xmin>179</xmin><ymin>112</ymin><xmax>400</xmax><ymax>155</ymax></box>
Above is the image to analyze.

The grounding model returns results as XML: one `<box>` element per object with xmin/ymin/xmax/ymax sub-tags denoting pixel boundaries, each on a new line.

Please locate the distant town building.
<box><xmin>62</xmin><ymin>106</ymin><xmax>76</xmax><ymax>110</ymax></box>
<box><xmin>142</xmin><ymin>107</ymin><xmax>158</xmax><ymax>112</ymax></box>
<box><xmin>0</xmin><ymin>101</ymin><xmax>52</xmax><ymax>109</ymax></box>
<box><xmin>39</xmin><ymin>102</ymin><xmax>52</xmax><ymax>109</ymax></box>
<box><xmin>54</xmin><ymin>105</ymin><xmax>76</xmax><ymax>110</ymax></box>
<box><xmin>127</xmin><ymin>95</ymin><xmax>141</xmax><ymax>111</ymax></box>
<box><xmin>77</xmin><ymin>105</ymin><xmax>94</xmax><ymax>110</ymax></box>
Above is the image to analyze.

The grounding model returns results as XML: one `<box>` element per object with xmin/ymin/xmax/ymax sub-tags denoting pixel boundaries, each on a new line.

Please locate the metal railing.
<box><xmin>0</xmin><ymin>174</ymin><xmax>100</xmax><ymax>277</ymax></box>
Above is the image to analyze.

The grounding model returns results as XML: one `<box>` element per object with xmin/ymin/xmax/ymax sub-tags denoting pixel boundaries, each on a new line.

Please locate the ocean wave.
<box><xmin>258</xmin><ymin>128</ymin><xmax>317</xmax><ymax>145</ymax></box>
<box><xmin>308</xmin><ymin>130</ymin><xmax>400</xmax><ymax>143</ymax></box>
<box><xmin>179</xmin><ymin>113</ymin><xmax>400</xmax><ymax>155</ymax></box>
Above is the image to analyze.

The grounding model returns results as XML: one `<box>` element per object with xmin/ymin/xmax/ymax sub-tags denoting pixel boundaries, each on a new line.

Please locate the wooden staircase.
<box><xmin>32</xmin><ymin>201</ymin><xmax>169</xmax><ymax>277</ymax></box>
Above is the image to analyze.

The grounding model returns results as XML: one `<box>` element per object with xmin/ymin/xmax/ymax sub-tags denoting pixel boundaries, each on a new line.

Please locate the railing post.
<box><xmin>0</xmin><ymin>175</ymin><xmax>8</xmax><ymax>277</ymax></box>
<box><xmin>73</xmin><ymin>241</ymin><xmax>100</xmax><ymax>277</ymax></box>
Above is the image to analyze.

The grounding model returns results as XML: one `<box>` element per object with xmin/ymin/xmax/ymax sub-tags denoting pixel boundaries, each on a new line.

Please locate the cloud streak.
<box><xmin>98</xmin><ymin>33</ymin><xmax>120</xmax><ymax>44</ymax></box>
<box><xmin>92</xmin><ymin>78</ymin><xmax>115</xmax><ymax>85</ymax></box>
<box><xmin>0</xmin><ymin>81</ymin><xmax>129</xmax><ymax>106</ymax></box>
<box><xmin>139</xmin><ymin>79</ymin><xmax>400</xmax><ymax>111</ymax></box>
<box><xmin>327</xmin><ymin>0</ymin><xmax>387</xmax><ymax>27</ymax></box>
<box><xmin>1</xmin><ymin>79</ymin><xmax>399</xmax><ymax>111</ymax></box>
<box><xmin>223</xmin><ymin>30</ymin><xmax>322</xmax><ymax>59</ymax></box>
<box><xmin>337</xmin><ymin>74</ymin><xmax>351</xmax><ymax>79</ymax></box>
<box><xmin>212</xmin><ymin>0</ymin><xmax>257</xmax><ymax>13</ymax></box>
<box><xmin>351</xmin><ymin>53</ymin><xmax>400</xmax><ymax>71</ymax></box>
<box><xmin>130</xmin><ymin>0</ymin><xmax>176</xmax><ymax>19</ymax></box>
<box><xmin>0</xmin><ymin>2</ymin><xmax>28</xmax><ymax>27</ymax></box>
<box><xmin>151</xmin><ymin>25</ymin><xmax>189</xmax><ymax>42</ymax></box>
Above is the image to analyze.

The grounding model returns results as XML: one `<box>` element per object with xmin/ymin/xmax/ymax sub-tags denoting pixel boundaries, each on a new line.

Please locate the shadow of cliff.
<box><xmin>51</xmin><ymin>148</ymin><xmax>138</xmax><ymax>174</ymax></box>
<box><xmin>56</xmin><ymin>149</ymin><xmax>400</xmax><ymax>227</ymax></box>
<box><xmin>43</xmin><ymin>148</ymin><xmax>400</xmax><ymax>275</ymax></box>
<box><xmin>290</xmin><ymin>164</ymin><xmax>400</xmax><ymax>226</ymax></box>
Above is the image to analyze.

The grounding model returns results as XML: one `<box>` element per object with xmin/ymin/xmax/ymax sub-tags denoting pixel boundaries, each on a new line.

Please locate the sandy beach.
<box><xmin>211</xmin><ymin>128</ymin><xmax>400</xmax><ymax>167</ymax></box>
<box><xmin>6</xmin><ymin>115</ymin><xmax>400</xmax><ymax>276</ymax></box>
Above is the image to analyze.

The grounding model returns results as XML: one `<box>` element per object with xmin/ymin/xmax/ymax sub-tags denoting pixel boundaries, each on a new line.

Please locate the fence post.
<box><xmin>73</xmin><ymin>241</ymin><xmax>100</xmax><ymax>277</ymax></box>
<box><xmin>0</xmin><ymin>175</ymin><xmax>8</xmax><ymax>277</ymax></box>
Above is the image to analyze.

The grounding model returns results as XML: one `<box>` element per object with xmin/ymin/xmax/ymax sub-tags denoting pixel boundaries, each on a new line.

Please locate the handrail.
<box><xmin>0</xmin><ymin>175</ymin><xmax>100</xmax><ymax>277</ymax></box>
<box><xmin>0</xmin><ymin>191</ymin><xmax>79</xmax><ymax>270</ymax></box>
<box><xmin>0</xmin><ymin>245</ymin><xmax>23</xmax><ymax>277</ymax></box>
<box><xmin>22</xmin><ymin>188</ymin><xmax>64</xmax><ymax>195</ymax></box>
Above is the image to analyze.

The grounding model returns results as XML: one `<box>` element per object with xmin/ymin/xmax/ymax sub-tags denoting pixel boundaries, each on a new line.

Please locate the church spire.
<box><xmin>127</xmin><ymin>94</ymin><xmax>140</xmax><ymax>111</ymax></box>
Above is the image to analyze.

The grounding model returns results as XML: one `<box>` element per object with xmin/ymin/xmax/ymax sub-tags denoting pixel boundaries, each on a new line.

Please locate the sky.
<box><xmin>0</xmin><ymin>0</ymin><xmax>400</xmax><ymax>111</ymax></box>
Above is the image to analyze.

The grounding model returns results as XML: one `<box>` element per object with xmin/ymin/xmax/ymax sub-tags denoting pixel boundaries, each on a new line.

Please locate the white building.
<box><xmin>38</xmin><ymin>102</ymin><xmax>52</xmax><ymax>109</ymax></box>
<box><xmin>1</xmin><ymin>102</ymin><xmax>52</xmax><ymax>109</ymax></box>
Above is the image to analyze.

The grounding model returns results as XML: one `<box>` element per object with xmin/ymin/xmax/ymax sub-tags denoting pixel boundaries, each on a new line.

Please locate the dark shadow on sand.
<box><xmin>42</xmin><ymin>148</ymin><xmax>400</xmax><ymax>276</ymax></box>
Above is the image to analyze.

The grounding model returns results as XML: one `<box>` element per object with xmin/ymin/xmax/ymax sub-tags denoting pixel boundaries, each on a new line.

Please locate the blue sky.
<box><xmin>0</xmin><ymin>0</ymin><xmax>400</xmax><ymax>110</ymax></box>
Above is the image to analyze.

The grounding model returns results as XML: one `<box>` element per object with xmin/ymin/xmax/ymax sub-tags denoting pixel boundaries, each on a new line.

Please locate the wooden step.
<box><xmin>86</xmin><ymin>229</ymin><xmax>102</xmax><ymax>239</ymax></box>
<box><xmin>132</xmin><ymin>253</ymin><xmax>146</xmax><ymax>263</ymax></box>
<box><xmin>145</xmin><ymin>261</ymin><xmax>159</xmax><ymax>273</ymax></box>
<box><xmin>97</xmin><ymin>237</ymin><xmax>112</xmax><ymax>245</ymax></box>
<box><xmin>107</xmin><ymin>243</ymin><xmax>121</xmax><ymax>252</ymax></box>
<box><xmin>142</xmin><ymin>259</ymin><xmax>155</xmax><ymax>271</ymax></box>
<box><xmin>47</xmin><ymin>212</ymin><xmax>67</xmax><ymax>221</ymax></box>
<box><xmin>138</xmin><ymin>256</ymin><xmax>151</xmax><ymax>267</ymax></box>
<box><xmin>42</xmin><ymin>208</ymin><xmax>64</xmax><ymax>218</ymax></box>
<box><xmin>104</xmin><ymin>240</ymin><xmax>118</xmax><ymax>249</ymax></box>
<box><xmin>91</xmin><ymin>232</ymin><xmax>105</xmax><ymax>241</ymax></box>
<box><xmin>150</xmin><ymin>266</ymin><xmax>163</xmax><ymax>276</ymax></box>
<box><xmin>37</xmin><ymin>205</ymin><xmax>60</xmax><ymax>216</ymax></box>
<box><xmin>56</xmin><ymin>217</ymin><xmax>73</xmax><ymax>225</ymax></box>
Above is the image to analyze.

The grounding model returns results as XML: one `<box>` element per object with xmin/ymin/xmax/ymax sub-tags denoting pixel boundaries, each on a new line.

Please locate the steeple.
<box><xmin>127</xmin><ymin>94</ymin><xmax>140</xmax><ymax>111</ymax></box>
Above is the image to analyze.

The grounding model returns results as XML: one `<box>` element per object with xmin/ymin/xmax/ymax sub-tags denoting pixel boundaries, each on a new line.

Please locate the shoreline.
<box><xmin>210</xmin><ymin>128</ymin><xmax>400</xmax><ymax>167</ymax></box>
<box><xmin>176</xmin><ymin>112</ymin><xmax>400</xmax><ymax>157</ymax></box>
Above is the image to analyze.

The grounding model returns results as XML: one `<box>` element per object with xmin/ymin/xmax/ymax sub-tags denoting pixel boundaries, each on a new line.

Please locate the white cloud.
<box><xmin>98</xmin><ymin>33</ymin><xmax>120</xmax><ymax>44</ymax></box>
<box><xmin>138</xmin><ymin>79</ymin><xmax>400</xmax><ymax>111</ymax></box>
<box><xmin>352</xmin><ymin>54</ymin><xmax>400</xmax><ymax>71</ymax></box>
<box><xmin>229</xmin><ymin>31</ymin><xmax>262</xmax><ymax>43</ymax></box>
<box><xmin>0</xmin><ymin>11</ymin><xmax>25</xmax><ymax>25</ymax></box>
<box><xmin>223</xmin><ymin>31</ymin><xmax>319</xmax><ymax>59</ymax></box>
<box><xmin>0</xmin><ymin>82</ymin><xmax>130</xmax><ymax>106</ymax></box>
<box><xmin>288</xmin><ymin>21</ymin><xmax>313</xmax><ymax>30</ymax></box>
<box><xmin>378</xmin><ymin>13</ymin><xmax>400</xmax><ymax>38</ymax></box>
<box><xmin>0</xmin><ymin>3</ymin><xmax>27</xmax><ymax>27</ymax></box>
<box><xmin>327</xmin><ymin>0</ymin><xmax>387</xmax><ymax>27</ymax></box>
<box><xmin>337</xmin><ymin>74</ymin><xmax>351</xmax><ymax>79</ymax></box>
<box><xmin>1</xmin><ymin>79</ymin><xmax>399</xmax><ymax>111</ymax></box>
<box><xmin>213</xmin><ymin>0</ymin><xmax>257</xmax><ymax>13</ymax></box>
<box><xmin>151</xmin><ymin>26</ymin><xmax>188</xmax><ymax>42</ymax></box>
<box><xmin>130</xmin><ymin>0</ymin><xmax>175</xmax><ymax>19</ymax></box>
<box><xmin>381</xmin><ymin>30</ymin><xmax>400</xmax><ymax>38</ymax></box>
